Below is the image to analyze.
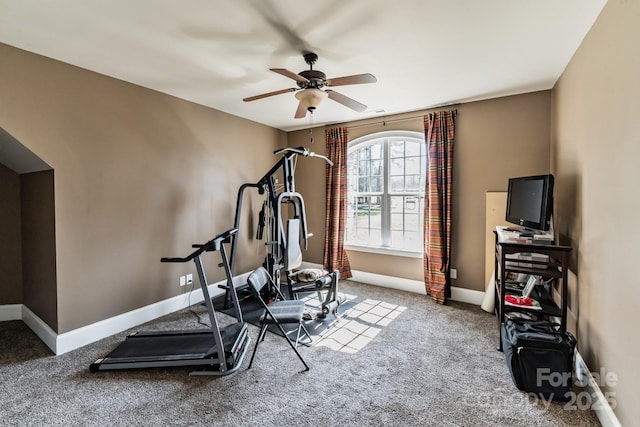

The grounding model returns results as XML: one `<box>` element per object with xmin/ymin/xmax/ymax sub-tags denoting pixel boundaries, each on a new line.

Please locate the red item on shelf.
<box><xmin>505</xmin><ymin>295</ymin><xmax>535</xmax><ymax>306</ymax></box>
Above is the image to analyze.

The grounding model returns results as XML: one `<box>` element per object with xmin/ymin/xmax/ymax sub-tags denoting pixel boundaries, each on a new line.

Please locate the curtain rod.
<box><xmin>341</xmin><ymin>114</ymin><xmax>424</xmax><ymax>130</ymax></box>
<box><xmin>329</xmin><ymin>104</ymin><xmax>459</xmax><ymax>130</ymax></box>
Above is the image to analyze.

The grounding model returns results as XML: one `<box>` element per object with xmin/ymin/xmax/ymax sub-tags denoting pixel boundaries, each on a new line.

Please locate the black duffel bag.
<box><xmin>501</xmin><ymin>318</ymin><xmax>576</xmax><ymax>401</ymax></box>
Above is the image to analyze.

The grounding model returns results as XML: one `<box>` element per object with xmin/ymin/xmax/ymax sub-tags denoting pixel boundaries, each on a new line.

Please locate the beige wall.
<box><xmin>289</xmin><ymin>91</ymin><xmax>551</xmax><ymax>291</ymax></box>
<box><xmin>20</xmin><ymin>170</ymin><xmax>58</xmax><ymax>330</ymax></box>
<box><xmin>551</xmin><ymin>0</ymin><xmax>639</xmax><ymax>424</ymax></box>
<box><xmin>0</xmin><ymin>163</ymin><xmax>22</xmax><ymax>304</ymax></box>
<box><xmin>0</xmin><ymin>43</ymin><xmax>286</xmax><ymax>333</ymax></box>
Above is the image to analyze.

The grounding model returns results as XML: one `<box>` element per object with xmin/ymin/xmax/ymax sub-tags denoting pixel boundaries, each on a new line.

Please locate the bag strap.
<box><xmin>507</xmin><ymin>318</ymin><xmax>576</xmax><ymax>343</ymax></box>
<box><xmin>508</xmin><ymin>317</ymin><xmax>561</xmax><ymax>329</ymax></box>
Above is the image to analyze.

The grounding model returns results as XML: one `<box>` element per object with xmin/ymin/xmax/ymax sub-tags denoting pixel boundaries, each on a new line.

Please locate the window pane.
<box><xmin>370</xmin><ymin>209</ymin><xmax>382</xmax><ymax>229</ymax></box>
<box><xmin>391</xmin><ymin>213</ymin><xmax>404</xmax><ymax>231</ymax></box>
<box><xmin>405</xmin><ymin>157</ymin><xmax>421</xmax><ymax>175</ymax></box>
<box><xmin>358</xmin><ymin>160</ymin><xmax>368</xmax><ymax>176</ymax></box>
<box><xmin>370</xmin><ymin>142</ymin><xmax>383</xmax><ymax>160</ymax></box>
<box><xmin>405</xmin><ymin>175</ymin><xmax>421</xmax><ymax>192</ymax></box>
<box><xmin>368</xmin><ymin>229</ymin><xmax>382</xmax><ymax>246</ymax></box>
<box><xmin>371</xmin><ymin>176</ymin><xmax>383</xmax><ymax>192</ymax></box>
<box><xmin>390</xmin><ymin>176</ymin><xmax>404</xmax><ymax>192</ymax></box>
<box><xmin>404</xmin><ymin>212</ymin><xmax>420</xmax><ymax>232</ymax></box>
<box><xmin>405</xmin><ymin>141</ymin><xmax>422</xmax><ymax>157</ymax></box>
<box><xmin>390</xmin><ymin>197</ymin><xmax>403</xmax><ymax>214</ymax></box>
<box><xmin>370</xmin><ymin>195</ymin><xmax>382</xmax><ymax>214</ymax></box>
<box><xmin>358</xmin><ymin>177</ymin><xmax>368</xmax><ymax>192</ymax></box>
<box><xmin>404</xmin><ymin>196</ymin><xmax>420</xmax><ymax>213</ymax></box>
<box><xmin>371</xmin><ymin>159</ymin><xmax>382</xmax><ymax>176</ymax></box>
<box><xmin>390</xmin><ymin>140</ymin><xmax>404</xmax><ymax>158</ymax></box>
<box><xmin>390</xmin><ymin>157</ymin><xmax>403</xmax><ymax>177</ymax></box>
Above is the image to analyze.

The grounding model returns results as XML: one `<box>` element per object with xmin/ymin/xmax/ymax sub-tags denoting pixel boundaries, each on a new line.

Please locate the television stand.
<box><xmin>493</xmin><ymin>229</ymin><xmax>572</xmax><ymax>351</ymax></box>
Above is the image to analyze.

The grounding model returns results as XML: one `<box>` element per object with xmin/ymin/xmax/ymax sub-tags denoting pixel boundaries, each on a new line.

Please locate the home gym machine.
<box><xmin>90</xmin><ymin>228</ymin><xmax>250</xmax><ymax>376</ymax></box>
<box><xmin>223</xmin><ymin>146</ymin><xmax>342</xmax><ymax>319</ymax></box>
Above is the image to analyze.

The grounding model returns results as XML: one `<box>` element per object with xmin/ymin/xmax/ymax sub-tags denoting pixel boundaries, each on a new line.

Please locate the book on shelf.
<box><xmin>504</xmin><ymin>275</ymin><xmax>539</xmax><ymax>295</ymax></box>
<box><xmin>522</xmin><ymin>275</ymin><xmax>539</xmax><ymax>297</ymax></box>
<box><xmin>505</xmin><ymin>252</ymin><xmax>549</xmax><ymax>269</ymax></box>
<box><xmin>533</xmin><ymin>233</ymin><xmax>554</xmax><ymax>244</ymax></box>
<box><xmin>504</xmin><ymin>280</ymin><xmax>525</xmax><ymax>292</ymax></box>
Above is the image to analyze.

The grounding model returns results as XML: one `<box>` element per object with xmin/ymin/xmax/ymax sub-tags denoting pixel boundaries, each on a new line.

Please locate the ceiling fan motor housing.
<box><xmin>297</xmin><ymin>69</ymin><xmax>326</xmax><ymax>89</ymax></box>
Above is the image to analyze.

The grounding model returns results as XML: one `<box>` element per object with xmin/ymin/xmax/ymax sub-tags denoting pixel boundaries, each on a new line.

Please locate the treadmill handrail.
<box><xmin>161</xmin><ymin>228</ymin><xmax>238</xmax><ymax>263</ymax></box>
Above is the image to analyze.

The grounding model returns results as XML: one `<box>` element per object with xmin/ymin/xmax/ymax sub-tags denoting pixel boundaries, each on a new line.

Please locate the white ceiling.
<box><xmin>0</xmin><ymin>0</ymin><xmax>607</xmax><ymax>132</ymax></box>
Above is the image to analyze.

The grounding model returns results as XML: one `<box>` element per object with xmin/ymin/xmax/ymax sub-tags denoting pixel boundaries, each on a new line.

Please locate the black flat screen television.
<box><xmin>505</xmin><ymin>174</ymin><xmax>554</xmax><ymax>232</ymax></box>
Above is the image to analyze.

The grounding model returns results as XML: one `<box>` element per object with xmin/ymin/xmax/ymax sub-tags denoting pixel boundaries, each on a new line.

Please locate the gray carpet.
<box><xmin>0</xmin><ymin>280</ymin><xmax>600</xmax><ymax>426</ymax></box>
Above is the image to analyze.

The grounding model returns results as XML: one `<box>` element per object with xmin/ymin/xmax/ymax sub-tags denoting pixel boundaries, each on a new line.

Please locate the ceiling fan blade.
<box><xmin>326</xmin><ymin>73</ymin><xmax>377</xmax><ymax>87</ymax></box>
<box><xmin>270</xmin><ymin>68</ymin><xmax>309</xmax><ymax>83</ymax></box>
<box><xmin>326</xmin><ymin>90</ymin><xmax>367</xmax><ymax>112</ymax></box>
<box><xmin>294</xmin><ymin>101</ymin><xmax>308</xmax><ymax>119</ymax></box>
<box><xmin>243</xmin><ymin>88</ymin><xmax>296</xmax><ymax>102</ymax></box>
<box><xmin>250</xmin><ymin>0</ymin><xmax>312</xmax><ymax>54</ymax></box>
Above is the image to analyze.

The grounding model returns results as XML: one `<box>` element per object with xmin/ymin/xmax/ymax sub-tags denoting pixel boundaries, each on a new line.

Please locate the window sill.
<box><xmin>344</xmin><ymin>244</ymin><xmax>423</xmax><ymax>259</ymax></box>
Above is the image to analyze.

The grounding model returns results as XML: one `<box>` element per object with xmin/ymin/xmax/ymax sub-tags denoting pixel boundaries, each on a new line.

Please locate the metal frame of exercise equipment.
<box><xmin>90</xmin><ymin>228</ymin><xmax>250</xmax><ymax>376</ymax></box>
<box><xmin>224</xmin><ymin>147</ymin><xmax>341</xmax><ymax>318</ymax></box>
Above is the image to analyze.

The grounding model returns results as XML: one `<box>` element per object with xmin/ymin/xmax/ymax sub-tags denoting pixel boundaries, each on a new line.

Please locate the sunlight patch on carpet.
<box><xmin>314</xmin><ymin>298</ymin><xmax>407</xmax><ymax>353</ymax></box>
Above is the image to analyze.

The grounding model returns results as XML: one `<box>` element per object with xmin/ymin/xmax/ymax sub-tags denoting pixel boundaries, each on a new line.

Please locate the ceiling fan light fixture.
<box><xmin>295</xmin><ymin>88</ymin><xmax>328</xmax><ymax>110</ymax></box>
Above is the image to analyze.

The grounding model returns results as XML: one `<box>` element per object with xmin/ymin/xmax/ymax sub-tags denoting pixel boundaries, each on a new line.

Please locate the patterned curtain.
<box><xmin>323</xmin><ymin>127</ymin><xmax>352</xmax><ymax>279</ymax></box>
<box><xmin>423</xmin><ymin>110</ymin><xmax>457</xmax><ymax>304</ymax></box>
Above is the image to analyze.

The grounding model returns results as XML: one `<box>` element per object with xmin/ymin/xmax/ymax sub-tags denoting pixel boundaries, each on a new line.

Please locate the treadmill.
<box><xmin>90</xmin><ymin>228</ymin><xmax>250</xmax><ymax>376</ymax></box>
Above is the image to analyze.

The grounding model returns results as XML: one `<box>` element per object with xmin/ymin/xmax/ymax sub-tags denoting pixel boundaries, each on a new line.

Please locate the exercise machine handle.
<box><xmin>273</xmin><ymin>146</ymin><xmax>306</xmax><ymax>156</ymax></box>
<box><xmin>161</xmin><ymin>228</ymin><xmax>238</xmax><ymax>263</ymax></box>
<box><xmin>192</xmin><ymin>227</ymin><xmax>238</xmax><ymax>248</ymax></box>
<box><xmin>273</xmin><ymin>146</ymin><xmax>334</xmax><ymax>166</ymax></box>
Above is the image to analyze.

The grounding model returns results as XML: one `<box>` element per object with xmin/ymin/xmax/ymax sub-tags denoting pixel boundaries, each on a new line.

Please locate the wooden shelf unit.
<box><xmin>493</xmin><ymin>231</ymin><xmax>572</xmax><ymax>350</ymax></box>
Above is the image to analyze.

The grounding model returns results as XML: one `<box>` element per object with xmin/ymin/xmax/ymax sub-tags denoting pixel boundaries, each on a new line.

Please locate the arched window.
<box><xmin>346</xmin><ymin>131</ymin><xmax>426</xmax><ymax>256</ymax></box>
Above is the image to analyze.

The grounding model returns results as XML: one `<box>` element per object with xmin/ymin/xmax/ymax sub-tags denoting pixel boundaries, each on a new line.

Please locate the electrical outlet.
<box><xmin>186</xmin><ymin>274</ymin><xmax>193</xmax><ymax>285</ymax></box>
<box><xmin>179</xmin><ymin>276</ymin><xmax>186</xmax><ymax>286</ymax></box>
<box><xmin>450</xmin><ymin>268</ymin><xmax>457</xmax><ymax>279</ymax></box>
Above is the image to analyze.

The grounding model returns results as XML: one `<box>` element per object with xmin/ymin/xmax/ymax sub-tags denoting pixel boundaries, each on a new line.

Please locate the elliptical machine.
<box><xmin>224</xmin><ymin>147</ymin><xmax>342</xmax><ymax>319</ymax></box>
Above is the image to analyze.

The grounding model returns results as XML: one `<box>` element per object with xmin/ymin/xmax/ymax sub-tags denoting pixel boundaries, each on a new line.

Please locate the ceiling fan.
<box><xmin>243</xmin><ymin>51</ymin><xmax>377</xmax><ymax>118</ymax></box>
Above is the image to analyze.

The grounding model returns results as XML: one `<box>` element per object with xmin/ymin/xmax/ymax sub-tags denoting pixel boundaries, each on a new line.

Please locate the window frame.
<box><xmin>345</xmin><ymin>130</ymin><xmax>426</xmax><ymax>258</ymax></box>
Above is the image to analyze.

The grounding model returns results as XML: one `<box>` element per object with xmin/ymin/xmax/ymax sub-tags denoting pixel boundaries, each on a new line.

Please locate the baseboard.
<box><xmin>22</xmin><ymin>305</ymin><xmax>58</xmax><ymax>353</ymax></box>
<box><xmin>575</xmin><ymin>351</ymin><xmax>621</xmax><ymax>427</ymax></box>
<box><xmin>349</xmin><ymin>269</ymin><xmax>427</xmax><ymax>295</ymax></box>
<box><xmin>1</xmin><ymin>272</ymin><xmax>249</xmax><ymax>356</ymax></box>
<box><xmin>0</xmin><ymin>304</ymin><xmax>23</xmax><ymax>321</ymax></box>
<box><xmin>449</xmin><ymin>286</ymin><xmax>485</xmax><ymax>305</ymax></box>
<box><xmin>302</xmin><ymin>262</ymin><xmax>484</xmax><ymax>305</ymax></box>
